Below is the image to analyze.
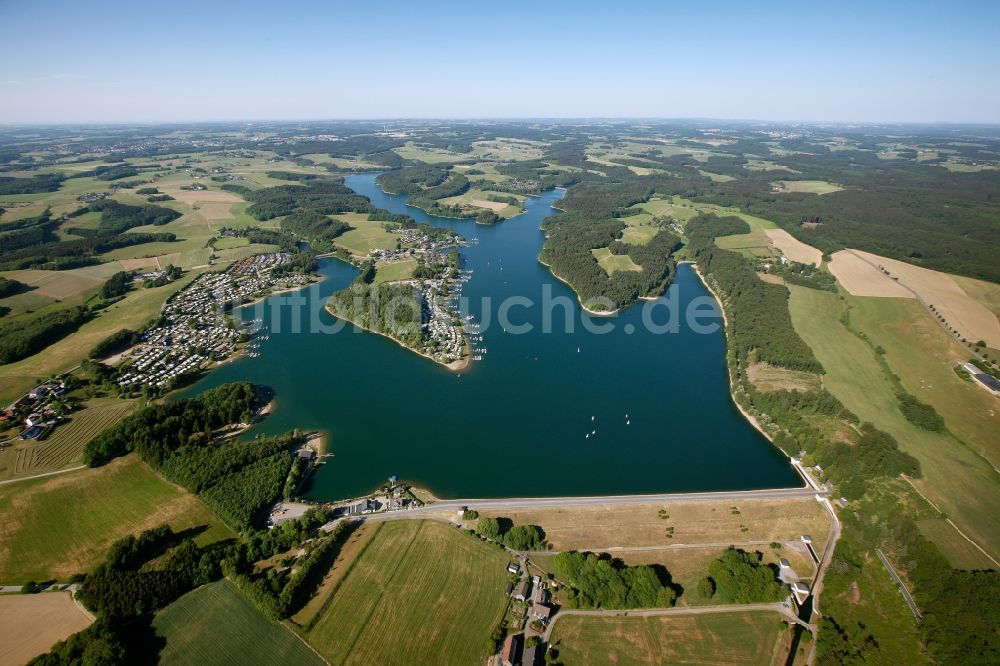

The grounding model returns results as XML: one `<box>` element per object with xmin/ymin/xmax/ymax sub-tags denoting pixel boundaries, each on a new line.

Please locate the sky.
<box><xmin>1</xmin><ymin>0</ymin><xmax>999</xmax><ymax>124</ymax></box>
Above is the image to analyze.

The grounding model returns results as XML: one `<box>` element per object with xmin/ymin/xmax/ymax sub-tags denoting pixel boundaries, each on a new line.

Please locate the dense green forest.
<box><xmin>0</xmin><ymin>305</ymin><xmax>88</xmax><ymax>364</ymax></box>
<box><xmin>228</xmin><ymin>178</ymin><xmax>373</xmax><ymax>220</ymax></box>
<box><xmin>326</xmin><ymin>268</ymin><xmax>427</xmax><ymax>350</ymax></box>
<box><xmin>0</xmin><ymin>173</ymin><xmax>63</xmax><ymax>194</ymax></box>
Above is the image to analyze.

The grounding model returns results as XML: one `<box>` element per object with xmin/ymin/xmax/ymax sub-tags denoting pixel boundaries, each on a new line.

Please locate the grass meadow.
<box><xmin>0</xmin><ymin>456</ymin><xmax>232</xmax><ymax>582</ymax></box>
<box><xmin>304</xmin><ymin>520</ymin><xmax>510</xmax><ymax>666</ymax></box>
<box><xmin>153</xmin><ymin>580</ymin><xmax>325</xmax><ymax>666</ymax></box>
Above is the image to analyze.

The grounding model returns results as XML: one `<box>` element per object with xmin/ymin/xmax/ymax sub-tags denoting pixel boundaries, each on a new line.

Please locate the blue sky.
<box><xmin>1</xmin><ymin>0</ymin><xmax>998</xmax><ymax>123</ymax></box>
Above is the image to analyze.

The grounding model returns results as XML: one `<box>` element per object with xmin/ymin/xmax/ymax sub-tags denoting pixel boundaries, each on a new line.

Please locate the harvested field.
<box><xmin>26</xmin><ymin>401</ymin><xmax>135</xmax><ymax>474</ymax></box>
<box><xmin>480</xmin><ymin>498</ymin><xmax>829</xmax><ymax>553</ymax></box>
<box><xmin>747</xmin><ymin>363</ymin><xmax>822</xmax><ymax>392</ymax></box>
<box><xmin>827</xmin><ymin>250</ymin><xmax>912</xmax><ymax>298</ymax></box>
<box><xmin>305</xmin><ymin>520</ymin><xmax>509</xmax><ymax>666</ymax></box>
<box><xmin>468</xmin><ymin>199</ymin><xmax>507</xmax><ymax>211</ymax></box>
<box><xmin>119</xmin><ymin>257</ymin><xmax>161</xmax><ymax>271</ymax></box>
<box><xmin>199</xmin><ymin>202</ymin><xmax>236</xmax><ymax>221</ymax></box>
<box><xmin>848</xmin><ymin>249</ymin><xmax>1000</xmax><ymax>348</ymax></box>
<box><xmin>3</xmin><ymin>269</ymin><xmax>104</xmax><ymax>300</ymax></box>
<box><xmin>0</xmin><ymin>593</ymin><xmax>93</xmax><ymax>665</ymax></box>
<box><xmin>291</xmin><ymin>522</ymin><xmax>377</xmax><ymax>626</ymax></box>
<box><xmin>764</xmin><ymin>229</ymin><xmax>823</xmax><ymax>266</ymax></box>
<box><xmin>773</xmin><ymin>180</ymin><xmax>843</xmax><ymax>195</ymax></box>
<box><xmin>161</xmin><ymin>188</ymin><xmax>242</xmax><ymax>205</ymax></box>
<box><xmin>549</xmin><ymin>611</ymin><xmax>791</xmax><ymax>666</ymax></box>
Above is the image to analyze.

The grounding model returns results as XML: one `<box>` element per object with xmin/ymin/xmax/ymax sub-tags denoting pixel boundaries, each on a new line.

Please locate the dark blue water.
<box><xmin>185</xmin><ymin>174</ymin><xmax>798</xmax><ymax>499</ymax></box>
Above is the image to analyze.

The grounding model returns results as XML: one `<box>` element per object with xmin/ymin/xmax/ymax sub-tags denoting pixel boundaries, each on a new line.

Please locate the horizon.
<box><xmin>2</xmin><ymin>0</ymin><xmax>999</xmax><ymax>124</ymax></box>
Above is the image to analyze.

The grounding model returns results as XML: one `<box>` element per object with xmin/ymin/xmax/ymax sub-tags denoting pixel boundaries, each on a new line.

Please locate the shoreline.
<box><xmin>323</xmin><ymin>300</ymin><xmax>470</xmax><ymax>373</ymax></box>
<box><xmin>536</xmin><ymin>256</ymin><xmax>620</xmax><ymax>317</ymax></box>
<box><xmin>684</xmin><ymin>261</ymin><xmax>810</xmax><ymax>488</ymax></box>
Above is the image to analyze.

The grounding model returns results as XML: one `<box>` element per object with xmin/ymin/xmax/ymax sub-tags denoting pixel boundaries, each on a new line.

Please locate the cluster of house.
<box><xmin>76</xmin><ymin>192</ymin><xmax>108</xmax><ymax>203</ymax></box>
<box><xmin>1</xmin><ymin>381</ymin><xmax>67</xmax><ymax>441</ymax></box>
<box><xmin>499</xmin><ymin>566</ymin><xmax>555</xmax><ymax>666</ymax></box>
<box><xmin>114</xmin><ymin>254</ymin><xmax>302</xmax><ymax>390</ymax></box>
<box><xmin>420</xmin><ymin>286</ymin><xmax>464</xmax><ymax>363</ymax></box>
<box><xmin>368</xmin><ymin>231</ymin><xmax>466</xmax><ymax>365</ymax></box>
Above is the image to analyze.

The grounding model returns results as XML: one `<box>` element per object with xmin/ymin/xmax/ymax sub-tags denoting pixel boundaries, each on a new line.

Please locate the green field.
<box><xmin>620</xmin><ymin>225</ymin><xmax>659</xmax><ymax>245</ymax></box>
<box><xmin>153</xmin><ymin>579</ymin><xmax>325</xmax><ymax>666</ymax></box>
<box><xmin>373</xmin><ymin>258</ymin><xmax>417</xmax><ymax>284</ymax></box>
<box><xmin>333</xmin><ymin>213</ymin><xmax>398</xmax><ymax>256</ymax></box>
<box><xmin>774</xmin><ymin>180</ymin><xmax>844</xmax><ymax>195</ymax></box>
<box><xmin>304</xmin><ymin>520</ymin><xmax>510</xmax><ymax>665</ymax></box>
<box><xmin>787</xmin><ymin>286</ymin><xmax>1000</xmax><ymax>567</ymax></box>
<box><xmin>592</xmin><ymin>247</ymin><xmax>642</xmax><ymax>274</ymax></box>
<box><xmin>436</xmin><ymin>188</ymin><xmax>525</xmax><ymax>219</ymax></box>
<box><xmin>549</xmin><ymin>611</ymin><xmax>790</xmax><ymax>666</ymax></box>
<box><xmin>0</xmin><ymin>456</ymin><xmax>233</xmax><ymax>582</ymax></box>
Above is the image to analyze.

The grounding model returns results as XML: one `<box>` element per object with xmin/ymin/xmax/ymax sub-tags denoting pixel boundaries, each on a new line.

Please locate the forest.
<box><xmin>0</xmin><ymin>305</ymin><xmax>88</xmax><ymax>364</ymax></box>
<box><xmin>688</xmin><ymin>214</ymin><xmax>823</xmax><ymax>373</ymax></box>
<box><xmin>236</xmin><ymin>179</ymin><xmax>373</xmax><ymax>220</ymax></box>
<box><xmin>326</xmin><ymin>267</ymin><xmax>427</xmax><ymax>350</ymax></box>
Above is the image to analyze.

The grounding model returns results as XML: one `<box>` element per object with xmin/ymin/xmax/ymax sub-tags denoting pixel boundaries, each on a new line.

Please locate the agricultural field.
<box><xmin>304</xmin><ymin>520</ymin><xmax>510</xmax><ymax>666</ymax></box>
<box><xmin>592</xmin><ymin>247</ymin><xmax>642</xmax><ymax>274</ymax></box>
<box><xmin>0</xmin><ymin>592</ymin><xmax>93</xmax><ymax>665</ymax></box>
<box><xmin>373</xmin><ymin>258</ymin><xmax>417</xmax><ymax>284</ymax></box>
<box><xmin>700</xmin><ymin>169</ymin><xmax>736</xmax><ymax>182</ymax></box>
<box><xmin>479</xmin><ymin>498</ymin><xmax>830</xmax><ymax>553</ymax></box>
<box><xmin>744</xmin><ymin>159</ymin><xmax>799</xmax><ymax>173</ymax></box>
<box><xmin>763</xmin><ymin>229</ymin><xmax>823</xmax><ymax>266</ymax></box>
<box><xmin>436</xmin><ymin>188</ymin><xmax>525</xmax><ymax>219</ymax></box>
<box><xmin>0</xmin><ymin>456</ymin><xmax>233</xmax><ymax>582</ymax></box>
<box><xmin>772</xmin><ymin>180</ymin><xmax>844</xmax><ymax>195</ymax></box>
<box><xmin>153</xmin><ymin>580</ymin><xmax>325</xmax><ymax>666</ymax></box>
<box><xmin>845</xmin><ymin>249</ymin><xmax>1000</xmax><ymax>349</ymax></box>
<box><xmin>746</xmin><ymin>363</ymin><xmax>822</xmax><ymax>393</ymax></box>
<box><xmin>332</xmin><ymin>212</ymin><xmax>398</xmax><ymax>256</ymax></box>
<box><xmin>0</xmin><ymin>398</ymin><xmax>136</xmax><ymax>482</ymax></box>
<box><xmin>548</xmin><ymin>611</ymin><xmax>792</xmax><ymax>666</ymax></box>
<box><xmin>787</xmin><ymin>286</ymin><xmax>1000</xmax><ymax>567</ymax></box>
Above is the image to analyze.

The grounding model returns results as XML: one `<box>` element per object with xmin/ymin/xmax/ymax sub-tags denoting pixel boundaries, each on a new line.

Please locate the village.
<box><xmin>0</xmin><ymin>379</ymin><xmax>69</xmax><ymax>442</ymax></box>
<box><xmin>113</xmin><ymin>253</ymin><xmax>308</xmax><ymax>391</ymax></box>
<box><xmin>366</xmin><ymin>227</ymin><xmax>468</xmax><ymax>366</ymax></box>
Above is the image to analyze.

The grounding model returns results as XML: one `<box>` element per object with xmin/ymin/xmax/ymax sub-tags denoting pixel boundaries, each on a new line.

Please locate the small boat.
<box><xmin>577</xmin><ymin>346</ymin><xmax>580</xmax><ymax>353</ymax></box>
<box><xmin>592</xmin><ymin>430</ymin><xmax>596</xmax><ymax>435</ymax></box>
<box><xmin>626</xmin><ymin>420</ymin><xmax>630</xmax><ymax>425</ymax></box>
<box><xmin>591</xmin><ymin>415</ymin><xmax>595</xmax><ymax>421</ymax></box>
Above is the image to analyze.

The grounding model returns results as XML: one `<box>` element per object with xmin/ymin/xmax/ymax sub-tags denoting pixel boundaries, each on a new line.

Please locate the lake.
<box><xmin>185</xmin><ymin>173</ymin><xmax>799</xmax><ymax>499</ymax></box>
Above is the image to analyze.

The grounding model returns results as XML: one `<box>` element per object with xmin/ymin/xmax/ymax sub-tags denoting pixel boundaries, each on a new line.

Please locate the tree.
<box><xmin>476</xmin><ymin>517</ymin><xmax>501</xmax><ymax>540</ymax></box>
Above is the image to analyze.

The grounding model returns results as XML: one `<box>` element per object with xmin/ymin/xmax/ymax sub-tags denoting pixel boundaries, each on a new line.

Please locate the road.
<box><xmin>876</xmin><ymin>548</ymin><xmax>923</xmax><ymax>622</ymax></box>
<box><xmin>378</xmin><ymin>486</ymin><xmax>825</xmax><ymax>518</ymax></box>
<box><xmin>541</xmin><ymin>602</ymin><xmax>813</xmax><ymax>642</ymax></box>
